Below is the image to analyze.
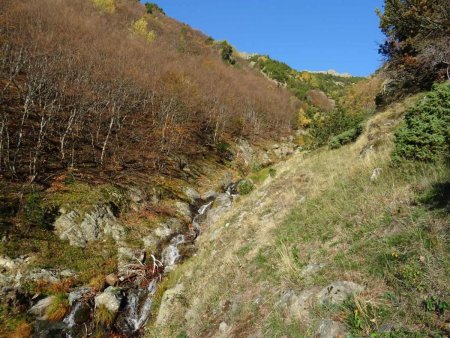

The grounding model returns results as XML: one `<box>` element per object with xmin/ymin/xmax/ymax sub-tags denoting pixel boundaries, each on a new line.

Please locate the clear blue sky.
<box><xmin>145</xmin><ymin>1</ymin><xmax>386</xmax><ymax>77</ymax></box>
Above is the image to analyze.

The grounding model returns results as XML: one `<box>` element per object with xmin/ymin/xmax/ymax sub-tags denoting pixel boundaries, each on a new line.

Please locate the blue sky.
<box><xmin>145</xmin><ymin>1</ymin><xmax>386</xmax><ymax>77</ymax></box>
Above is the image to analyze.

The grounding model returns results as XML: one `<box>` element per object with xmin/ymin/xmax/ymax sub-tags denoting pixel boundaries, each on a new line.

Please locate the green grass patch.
<box><xmin>249</xmin><ymin>167</ymin><xmax>276</xmax><ymax>185</ymax></box>
<box><xmin>272</xmin><ymin>158</ymin><xmax>449</xmax><ymax>335</ymax></box>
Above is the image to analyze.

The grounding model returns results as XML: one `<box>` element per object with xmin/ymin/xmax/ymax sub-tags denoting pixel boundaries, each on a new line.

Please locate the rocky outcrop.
<box><xmin>306</xmin><ymin>89</ymin><xmax>336</xmax><ymax>112</ymax></box>
<box><xmin>182</xmin><ymin>187</ymin><xmax>200</xmax><ymax>203</ymax></box>
<box><xmin>0</xmin><ymin>254</ymin><xmax>75</xmax><ymax>289</ymax></box>
<box><xmin>155</xmin><ymin>283</ymin><xmax>185</xmax><ymax>327</ymax></box>
<box><xmin>278</xmin><ymin>280</ymin><xmax>364</xmax><ymax>330</ymax></box>
<box><xmin>29</xmin><ymin>296</ymin><xmax>55</xmax><ymax>320</ymax></box>
<box><xmin>317</xmin><ymin>281</ymin><xmax>364</xmax><ymax>305</ymax></box>
<box><xmin>315</xmin><ymin>319</ymin><xmax>347</xmax><ymax>338</ymax></box>
<box><xmin>370</xmin><ymin>168</ymin><xmax>382</xmax><ymax>182</ymax></box>
<box><xmin>54</xmin><ymin>204</ymin><xmax>125</xmax><ymax>247</ymax></box>
<box><xmin>206</xmin><ymin>193</ymin><xmax>232</xmax><ymax>224</ymax></box>
<box><xmin>174</xmin><ymin>201</ymin><xmax>192</xmax><ymax>222</ymax></box>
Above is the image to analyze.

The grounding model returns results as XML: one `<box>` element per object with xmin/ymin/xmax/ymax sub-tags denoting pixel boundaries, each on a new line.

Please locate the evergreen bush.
<box><xmin>393</xmin><ymin>83</ymin><xmax>450</xmax><ymax>162</ymax></box>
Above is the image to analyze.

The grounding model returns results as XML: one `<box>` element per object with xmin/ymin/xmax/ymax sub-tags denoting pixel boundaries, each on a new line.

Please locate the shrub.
<box><xmin>131</xmin><ymin>17</ymin><xmax>156</xmax><ymax>43</ymax></box>
<box><xmin>216</xmin><ymin>141</ymin><xmax>233</xmax><ymax>161</ymax></box>
<box><xmin>145</xmin><ymin>3</ymin><xmax>165</xmax><ymax>15</ymax></box>
<box><xmin>11</xmin><ymin>322</ymin><xmax>32</xmax><ymax>338</ymax></box>
<box><xmin>307</xmin><ymin>108</ymin><xmax>364</xmax><ymax>148</ymax></box>
<box><xmin>237</xmin><ymin>180</ymin><xmax>254</xmax><ymax>195</ymax></box>
<box><xmin>220</xmin><ymin>41</ymin><xmax>236</xmax><ymax>65</ymax></box>
<box><xmin>269</xmin><ymin>168</ymin><xmax>276</xmax><ymax>178</ymax></box>
<box><xmin>92</xmin><ymin>0</ymin><xmax>115</xmax><ymax>13</ymax></box>
<box><xmin>393</xmin><ymin>83</ymin><xmax>450</xmax><ymax>162</ymax></box>
<box><xmin>329</xmin><ymin>125</ymin><xmax>363</xmax><ymax>149</ymax></box>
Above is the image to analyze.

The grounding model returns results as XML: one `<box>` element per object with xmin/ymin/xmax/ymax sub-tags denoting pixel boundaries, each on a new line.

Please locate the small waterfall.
<box><xmin>198</xmin><ymin>201</ymin><xmax>213</xmax><ymax>216</ymax></box>
<box><xmin>63</xmin><ymin>302</ymin><xmax>80</xmax><ymax>329</ymax></box>
<box><xmin>192</xmin><ymin>201</ymin><xmax>213</xmax><ymax>233</ymax></box>
<box><xmin>118</xmin><ymin>280</ymin><xmax>157</xmax><ymax>334</ymax></box>
<box><xmin>63</xmin><ymin>303</ymin><xmax>79</xmax><ymax>338</ymax></box>
<box><xmin>161</xmin><ymin>234</ymin><xmax>185</xmax><ymax>267</ymax></box>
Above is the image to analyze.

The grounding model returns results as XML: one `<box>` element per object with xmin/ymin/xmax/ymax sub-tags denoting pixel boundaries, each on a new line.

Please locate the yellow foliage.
<box><xmin>132</xmin><ymin>17</ymin><xmax>156</xmax><ymax>43</ymax></box>
<box><xmin>146</xmin><ymin>30</ymin><xmax>156</xmax><ymax>42</ymax></box>
<box><xmin>295</xmin><ymin>134</ymin><xmax>312</xmax><ymax>147</ymax></box>
<box><xmin>297</xmin><ymin>108</ymin><xmax>311</xmax><ymax>128</ymax></box>
<box><xmin>92</xmin><ymin>0</ymin><xmax>115</xmax><ymax>13</ymax></box>
<box><xmin>299</xmin><ymin>71</ymin><xmax>312</xmax><ymax>81</ymax></box>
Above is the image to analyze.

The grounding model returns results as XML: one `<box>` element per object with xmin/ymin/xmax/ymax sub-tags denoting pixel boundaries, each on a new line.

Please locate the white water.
<box><xmin>122</xmin><ymin>280</ymin><xmax>158</xmax><ymax>332</ymax></box>
<box><xmin>60</xmin><ymin>197</ymin><xmax>231</xmax><ymax>337</ymax></box>
<box><xmin>63</xmin><ymin>302</ymin><xmax>81</xmax><ymax>338</ymax></box>
<box><xmin>198</xmin><ymin>201</ymin><xmax>213</xmax><ymax>216</ymax></box>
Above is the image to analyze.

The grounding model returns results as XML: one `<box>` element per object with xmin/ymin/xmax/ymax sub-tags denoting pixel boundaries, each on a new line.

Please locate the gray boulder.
<box><xmin>153</xmin><ymin>218</ymin><xmax>184</xmax><ymax>241</ymax></box>
<box><xmin>278</xmin><ymin>288</ymin><xmax>318</xmax><ymax>322</ymax></box>
<box><xmin>54</xmin><ymin>204</ymin><xmax>125</xmax><ymax>247</ymax></box>
<box><xmin>29</xmin><ymin>296</ymin><xmax>55</xmax><ymax>320</ymax></box>
<box><xmin>68</xmin><ymin>287</ymin><xmax>92</xmax><ymax>305</ymax></box>
<box><xmin>206</xmin><ymin>193</ymin><xmax>232</xmax><ymax>224</ymax></box>
<box><xmin>370</xmin><ymin>168</ymin><xmax>382</xmax><ymax>182</ymax></box>
<box><xmin>156</xmin><ymin>284</ymin><xmax>185</xmax><ymax>327</ymax></box>
<box><xmin>95</xmin><ymin>286</ymin><xmax>123</xmax><ymax>313</ymax></box>
<box><xmin>202</xmin><ymin>190</ymin><xmax>218</xmax><ymax>200</ymax></box>
<box><xmin>236</xmin><ymin>139</ymin><xmax>255</xmax><ymax>167</ymax></box>
<box><xmin>127</xmin><ymin>186</ymin><xmax>146</xmax><ymax>211</ymax></box>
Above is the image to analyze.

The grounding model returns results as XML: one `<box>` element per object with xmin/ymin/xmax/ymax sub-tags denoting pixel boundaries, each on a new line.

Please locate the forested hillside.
<box><xmin>0</xmin><ymin>0</ymin><xmax>296</xmax><ymax>183</ymax></box>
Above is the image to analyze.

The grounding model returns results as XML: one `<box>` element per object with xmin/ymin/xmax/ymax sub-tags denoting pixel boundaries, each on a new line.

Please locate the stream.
<box><xmin>36</xmin><ymin>183</ymin><xmax>239</xmax><ymax>337</ymax></box>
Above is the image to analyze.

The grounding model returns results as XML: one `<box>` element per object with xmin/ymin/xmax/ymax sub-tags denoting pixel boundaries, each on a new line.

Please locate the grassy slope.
<box><xmin>147</xmin><ymin>95</ymin><xmax>449</xmax><ymax>337</ymax></box>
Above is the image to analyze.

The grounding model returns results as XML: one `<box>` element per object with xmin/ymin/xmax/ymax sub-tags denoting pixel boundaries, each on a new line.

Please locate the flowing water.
<box><xmin>55</xmin><ymin>196</ymin><xmax>224</xmax><ymax>337</ymax></box>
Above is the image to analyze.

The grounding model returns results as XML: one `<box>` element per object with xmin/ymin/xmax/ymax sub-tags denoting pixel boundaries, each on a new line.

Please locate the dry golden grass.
<box><xmin>94</xmin><ymin>304</ymin><xmax>116</xmax><ymax>326</ymax></box>
<box><xmin>45</xmin><ymin>294</ymin><xmax>70</xmax><ymax>322</ymax></box>
<box><xmin>11</xmin><ymin>322</ymin><xmax>33</xmax><ymax>338</ymax></box>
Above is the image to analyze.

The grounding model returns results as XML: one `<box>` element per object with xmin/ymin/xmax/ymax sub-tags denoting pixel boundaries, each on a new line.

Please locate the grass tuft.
<box><xmin>94</xmin><ymin>304</ymin><xmax>116</xmax><ymax>326</ymax></box>
<box><xmin>45</xmin><ymin>293</ymin><xmax>70</xmax><ymax>322</ymax></box>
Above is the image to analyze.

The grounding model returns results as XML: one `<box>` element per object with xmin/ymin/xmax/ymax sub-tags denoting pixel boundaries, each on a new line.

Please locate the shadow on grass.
<box><xmin>419</xmin><ymin>181</ymin><xmax>450</xmax><ymax>212</ymax></box>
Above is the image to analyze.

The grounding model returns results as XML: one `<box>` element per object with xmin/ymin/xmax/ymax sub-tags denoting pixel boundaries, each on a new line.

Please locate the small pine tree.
<box><xmin>393</xmin><ymin>82</ymin><xmax>450</xmax><ymax>162</ymax></box>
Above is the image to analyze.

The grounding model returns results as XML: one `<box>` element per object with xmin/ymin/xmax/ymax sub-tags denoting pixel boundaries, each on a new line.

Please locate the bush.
<box><xmin>220</xmin><ymin>41</ymin><xmax>235</xmax><ymax>65</ymax></box>
<box><xmin>131</xmin><ymin>17</ymin><xmax>156</xmax><ymax>42</ymax></box>
<box><xmin>393</xmin><ymin>83</ymin><xmax>450</xmax><ymax>162</ymax></box>
<box><xmin>307</xmin><ymin>108</ymin><xmax>364</xmax><ymax>148</ymax></box>
<box><xmin>145</xmin><ymin>3</ymin><xmax>165</xmax><ymax>15</ymax></box>
<box><xmin>329</xmin><ymin>125</ymin><xmax>363</xmax><ymax>149</ymax></box>
<box><xmin>237</xmin><ymin>180</ymin><xmax>254</xmax><ymax>195</ymax></box>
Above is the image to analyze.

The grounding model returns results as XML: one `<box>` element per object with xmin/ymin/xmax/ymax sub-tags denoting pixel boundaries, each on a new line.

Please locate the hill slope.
<box><xmin>149</xmin><ymin>95</ymin><xmax>449</xmax><ymax>337</ymax></box>
<box><xmin>0</xmin><ymin>0</ymin><xmax>296</xmax><ymax>182</ymax></box>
